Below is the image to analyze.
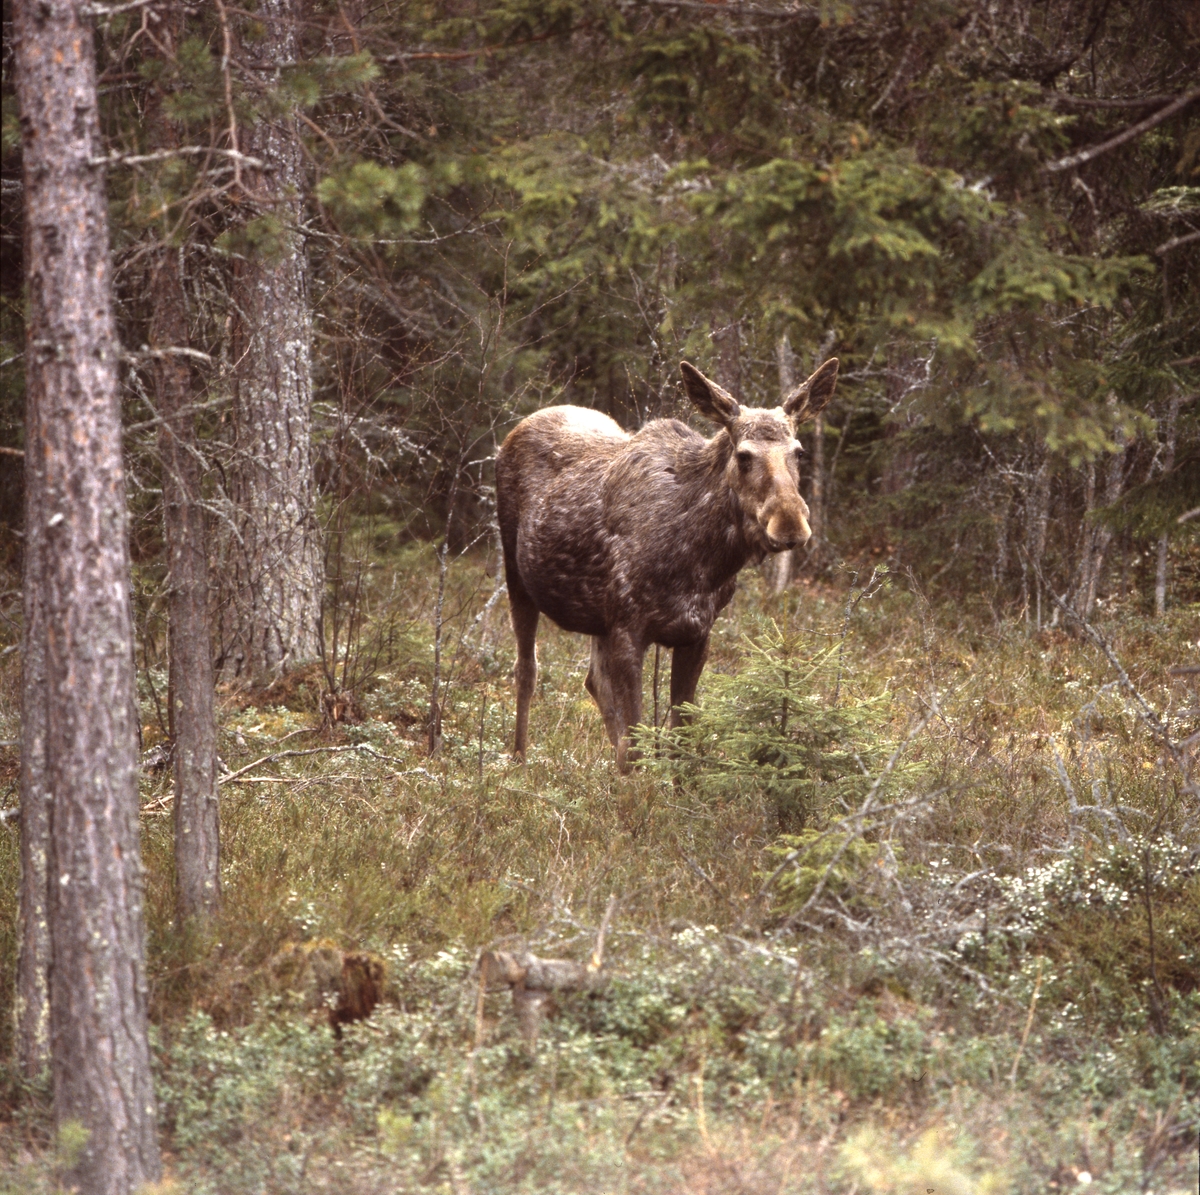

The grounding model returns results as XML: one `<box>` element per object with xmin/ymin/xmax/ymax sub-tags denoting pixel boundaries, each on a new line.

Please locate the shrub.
<box><xmin>651</xmin><ymin>619</ymin><xmax>912</xmax><ymax>830</ymax></box>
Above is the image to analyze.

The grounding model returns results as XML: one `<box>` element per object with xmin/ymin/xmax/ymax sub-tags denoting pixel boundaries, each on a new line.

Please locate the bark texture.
<box><xmin>224</xmin><ymin>0</ymin><xmax>323</xmax><ymax>683</ymax></box>
<box><xmin>1075</xmin><ymin>421</ymin><xmax>1127</xmax><ymax>618</ymax></box>
<box><xmin>152</xmin><ymin>249</ymin><xmax>221</xmax><ymax>922</ymax></box>
<box><xmin>17</xmin><ymin>346</ymin><xmax>50</xmax><ymax>1080</ymax></box>
<box><xmin>14</xmin><ymin>1</ymin><xmax>161</xmax><ymax>1188</ymax></box>
<box><xmin>145</xmin><ymin>16</ymin><xmax>221</xmax><ymax>921</ymax></box>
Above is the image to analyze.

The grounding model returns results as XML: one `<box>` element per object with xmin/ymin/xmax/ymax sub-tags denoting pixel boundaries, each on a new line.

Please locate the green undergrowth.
<box><xmin>0</xmin><ymin>550</ymin><xmax>1197</xmax><ymax>1192</ymax></box>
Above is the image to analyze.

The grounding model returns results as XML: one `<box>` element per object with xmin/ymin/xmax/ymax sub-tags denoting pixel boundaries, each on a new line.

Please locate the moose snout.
<box><xmin>762</xmin><ymin>497</ymin><xmax>812</xmax><ymax>550</ymax></box>
<box><xmin>764</xmin><ymin>513</ymin><xmax>812</xmax><ymax>551</ymax></box>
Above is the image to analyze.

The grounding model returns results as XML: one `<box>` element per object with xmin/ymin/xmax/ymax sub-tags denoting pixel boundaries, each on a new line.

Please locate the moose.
<box><xmin>495</xmin><ymin>357</ymin><xmax>840</xmax><ymax>771</ymax></box>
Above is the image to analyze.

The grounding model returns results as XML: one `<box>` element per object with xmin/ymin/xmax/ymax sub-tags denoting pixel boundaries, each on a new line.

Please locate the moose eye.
<box><xmin>793</xmin><ymin>443</ymin><xmax>806</xmax><ymax>458</ymax></box>
<box><xmin>736</xmin><ymin>449</ymin><xmax>754</xmax><ymax>469</ymax></box>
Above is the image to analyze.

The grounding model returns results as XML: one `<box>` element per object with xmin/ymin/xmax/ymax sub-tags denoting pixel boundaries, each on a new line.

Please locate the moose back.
<box><xmin>495</xmin><ymin>358</ymin><xmax>839</xmax><ymax>771</ymax></box>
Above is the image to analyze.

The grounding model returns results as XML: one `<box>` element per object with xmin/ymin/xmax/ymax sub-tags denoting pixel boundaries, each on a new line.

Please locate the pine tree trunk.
<box><xmin>152</xmin><ymin>252</ymin><xmax>221</xmax><ymax>923</ymax></box>
<box><xmin>17</xmin><ymin>356</ymin><xmax>50</xmax><ymax>1080</ymax></box>
<box><xmin>14</xmin><ymin>1</ymin><xmax>161</xmax><ymax>1189</ymax></box>
<box><xmin>224</xmin><ymin>0</ymin><xmax>323</xmax><ymax>683</ymax></box>
<box><xmin>148</xmin><ymin>17</ymin><xmax>221</xmax><ymax>925</ymax></box>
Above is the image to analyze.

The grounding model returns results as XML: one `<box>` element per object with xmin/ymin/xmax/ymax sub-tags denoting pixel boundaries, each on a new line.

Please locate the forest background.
<box><xmin>0</xmin><ymin>0</ymin><xmax>1199</xmax><ymax>1191</ymax></box>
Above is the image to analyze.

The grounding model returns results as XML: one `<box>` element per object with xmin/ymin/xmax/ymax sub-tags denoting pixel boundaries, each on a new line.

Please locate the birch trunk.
<box><xmin>14</xmin><ymin>0</ymin><xmax>161</xmax><ymax>1188</ymax></box>
<box><xmin>224</xmin><ymin>0</ymin><xmax>323</xmax><ymax>683</ymax></box>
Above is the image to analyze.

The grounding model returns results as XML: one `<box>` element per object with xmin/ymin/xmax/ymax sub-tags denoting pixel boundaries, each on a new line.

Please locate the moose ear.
<box><xmin>783</xmin><ymin>357</ymin><xmax>839</xmax><ymax>423</ymax></box>
<box><xmin>680</xmin><ymin>361</ymin><xmax>741</xmax><ymax>426</ymax></box>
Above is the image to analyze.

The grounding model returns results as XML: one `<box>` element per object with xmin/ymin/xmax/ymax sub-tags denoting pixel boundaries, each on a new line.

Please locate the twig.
<box><xmin>1008</xmin><ymin>957</ymin><xmax>1044</xmax><ymax>1084</ymax></box>
<box><xmin>213</xmin><ymin>0</ymin><xmax>242</xmax><ymax>191</ymax></box>
<box><xmin>868</xmin><ymin>30</ymin><xmax>915</xmax><ymax>117</ymax></box>
<box><xmin>1155</xmin><ymin>230</ymin><xmax>1200</xmax><ymax>256</ymax></box>
<box><xmin>89</xmin><ymin>147</ymin><xmax>270</xmax><ymax>170</ymax></box>
<box><xmin>83</xmin><ymin>0</ymin><xmax>165</xmax><ymax>16</ymax></box>
<box><xmin>589</xmin><ymin>895</ymin><xmax>618</xmax><ymax>971</ymax></box>
<box><xmin>1141</xmin><ymin>846</ymin><xmax>1167</xmax><ymax>1035</ymax></box>
<box><xmin>217</xmin><ymin>743</ymin><xmax>423</xmax><ymax>784</ymax></box>
<box><xmin>474</xmin><ymin>953</ymin><xmax>489</xmax><ymax>1050</ymax></box>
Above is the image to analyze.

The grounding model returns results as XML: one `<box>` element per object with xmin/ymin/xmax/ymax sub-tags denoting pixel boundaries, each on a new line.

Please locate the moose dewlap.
<box><xmin>496</xmin><ymin>357</ymin><xmax>839</xmax><ymax>772</ymax></box>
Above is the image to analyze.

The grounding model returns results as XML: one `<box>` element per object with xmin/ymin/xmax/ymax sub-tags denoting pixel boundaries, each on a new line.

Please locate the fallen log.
<box><xmin>477</xmin><ymin>895</ymin><xmax>616</xmax><ymax>1047</ymax></box>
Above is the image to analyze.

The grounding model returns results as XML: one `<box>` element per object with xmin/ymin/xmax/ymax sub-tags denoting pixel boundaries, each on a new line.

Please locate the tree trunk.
<box><xmin>1154</xmin><ymin>394</ymin><xmax>1181</xmax><ymax>617</ymax></box>
<box><xmin>810</xmin><ymin>414</ymin><xmax>825</xmax><ymax>538</ymax></box>
<box><xmin>148</xmin><ymin>20</ymin><xmax>221</xmax><ymax>925</ymax></box>
<box><xmin>712</xmin><ymin>317</ymin><xmax>742</xmax><ymax>400</ymax></box>
<box><xmin>1079</xmin><ymin>430</ymin><xmax>1126</xmax><ymax>619</ymax></box>
<box><xmin>152</xmin><ymin>254</ymin><xmax>221</xmax><ymax>923</ymax></box>
<box><xmin>773</xmin><ymin>336</ymin><xmax>797</xmax><ymax>593</ymax></box>
<box><xmin>14</xmin><ymin>1</ymin><xmax>161</xmax><ymax>1190</ymax></box>
<box><xmin>1026</xmin><ymin>452</ymin><xmax>1051</xmax><ymax>629</ymax></box>
<box><xmin>17</xmin><ymin>344</ymin><xmax>50</xmax><ymax>1080</ymax></box>
<box><xmin>223</xmin><ymin>0</ymin><xmax>323</xmax><ymax>683</ymax></box>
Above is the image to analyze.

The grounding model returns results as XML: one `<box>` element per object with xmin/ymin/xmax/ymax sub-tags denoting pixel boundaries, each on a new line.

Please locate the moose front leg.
<box><xmin>585</xmin><ymin>630</ymin><xmax>645</xmax><ymax>773</ymax></box>
<box><xmin>667</xmin><ymin>636</ymin><xmax>710</xmax><ymax>729</ymax></box>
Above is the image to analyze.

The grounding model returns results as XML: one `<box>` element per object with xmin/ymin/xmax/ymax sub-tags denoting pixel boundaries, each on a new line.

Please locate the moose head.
<box><xmin>679</xmin><ymin>357</ymin><xmax>840</xmax><ymax>554</ymax></box>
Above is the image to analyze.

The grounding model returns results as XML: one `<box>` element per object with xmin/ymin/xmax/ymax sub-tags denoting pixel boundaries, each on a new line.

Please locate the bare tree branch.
<box><xmin>1155</xmin><ymin>229</ymin><xmax>1200</xmax><ymax>256</ymax></box>
<box><xmin>1044</xmin><ymin>87</ymin><xmax>1200</xmax><ymax>174</ymax></box>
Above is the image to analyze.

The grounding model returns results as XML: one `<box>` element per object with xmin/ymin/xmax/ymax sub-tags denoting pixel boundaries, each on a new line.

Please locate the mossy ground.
<box><xmin>0</xmin><ymin>545</ymin><xmax>1196</xmax><ymax>1193</ymax></box>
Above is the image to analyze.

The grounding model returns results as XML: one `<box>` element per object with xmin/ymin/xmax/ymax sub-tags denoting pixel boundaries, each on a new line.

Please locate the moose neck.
<box><xmin>674</xmin><ymin>430</ymin><xmax>763</xmax><ymax>585</ymax></box>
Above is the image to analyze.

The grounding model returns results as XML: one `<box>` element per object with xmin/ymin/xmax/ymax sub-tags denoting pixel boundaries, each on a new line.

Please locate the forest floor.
<box><xmin>0</xmin><ymin>545</ymin><xmax>1197</xmax><ymax>1194</ymax></box>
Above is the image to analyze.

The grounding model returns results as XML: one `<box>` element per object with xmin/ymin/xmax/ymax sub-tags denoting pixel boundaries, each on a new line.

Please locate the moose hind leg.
<box><xmin>667</xmin><ymin>637</ymin><xmax>710</xmax><ymax>729</ymax></box>
<box><xmin>510</xmin><ymin>586</ymin><xmax>540</xmax><ymax>760</ymax></box>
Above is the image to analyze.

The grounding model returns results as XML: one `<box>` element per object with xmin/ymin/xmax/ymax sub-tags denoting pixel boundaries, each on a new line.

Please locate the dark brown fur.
<box><xmin>496</xmin><ymin>358</ymin><xmax>839</xmax><ymax>770</ymax></box>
